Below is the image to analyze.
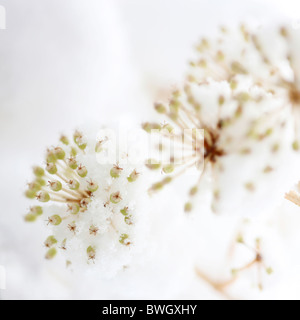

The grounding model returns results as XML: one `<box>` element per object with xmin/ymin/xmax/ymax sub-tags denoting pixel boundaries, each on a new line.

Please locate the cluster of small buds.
<box><xmin>143</xmin><ymin>25</ymin><xmax>297</xmax><ymax>214</ymax></box>
<box><xmin>24</xmin><ymin>130</ymin><xmax>143</xmax><ymax>269</ymax></box>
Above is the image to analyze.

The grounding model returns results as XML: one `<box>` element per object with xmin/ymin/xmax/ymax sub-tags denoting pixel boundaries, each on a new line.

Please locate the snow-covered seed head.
<box><xmin>145</xmin><ymin>24</ymin><xmax>296</xmax><ymax>213</ymax></box>
<box><xmin>24</xmin><ymin>130</ymin><xmax>143</xmax><ymax>268</ymax></box>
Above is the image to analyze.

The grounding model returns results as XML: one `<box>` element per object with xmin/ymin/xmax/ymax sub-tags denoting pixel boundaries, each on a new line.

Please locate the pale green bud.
<box><xmin>162</xmin><ymin>164</ymin><xmax>174</xmax><ymax>174</ymax></box>
<box><xmin>67</xmin><ymin>203</ymin><xmax>80</xmax><ymax>215</ymax></box>
<box><xmin>293</xmin><ymin>140</ymin><xmax>299</xmax><ymax>151</ymax></box>
<box><xmin>120</xmin><ymin>207</ymin><xmax>129</xmax><ymax>216</ymax></box>
<box><xmin>54</xmin><ymin>147</ymin><xmax>65</xmax><ymax>160</ymax></box>
<box><xmin>24</xmin><ymin>213</ymin><xmax>37</xmax><ymax>222</ymax></box>
<box><xmin>60</xmin><ymin>135</ymin><xmax>69</xmax><ymax>145</ymax></box>
<box><xmin>124</xmin><ymin>216</ymin><xmax>133</xmax><ymax>225</ymax></box>
<box><xmin>68</xmin><ymin>179</ymin><xmax>80</xmax><ymax>191</ymax></box>
<box><xmin>77</xmin><ymin>165</ymin><xmax>88</xmax><ymax>178</ymax></box>
<box><xmin>74</xmin><ymin>131</ymin><xmax>87</xmax><ymax>150</ymax></box>
<box><xmin>49</xmin><ymin>180</ymin><xmax>62</xmax><ymax>192</ymax></box>
<box><xmin>146</xmin><ymin>159</ymin><xmax>161</xmax><ymax>170</ymax></box>
<box><xmin>127</xmin><ymin>170</ymin><xmax>140</xmax><ymax>182</ymax></box>
<box><xmin>33</xmin><ymin>166</ymin><xmax>45</xmax><ymax>177</ymax></box>
<box><xmin>25</xmin><ymin>189</ymin><xmax>37</xmax><ymax>199</ymax></box>
<box><xmin>189</xmin><ymin>186</ymin><xmax>198</xmax><ymax>196</ymax></box>
<box><xmin>67</xmin><ymin>157</ymin><xmax>78</xmax><ymax>170</ymax></box>
<box><xmin>184</xmin><ymin>202</ymin><xmax>192</xmax><ymax>213</ymax></box>
<box><xmin>119</xmin><ymin>234</ymin><xmax>130</xmax><ymax>246</ymax></box>
<box><xmin>45</xmin><ymin>248</ymin><xmax>57</xmax><ymax>260</ymax></box>
<box><xmin>46</xmin><ymin>150</ymin><xmax>57</xmax><ymax>163</ymax></box>
<box><xmin>110</xmin><ymin>165</ymin><xmax>123</xmax><ymax>178</ymax></box>
<box><xmin>87</xmin><ymin>246</ymin><xmax>96</xmax><ymax>261</ymax></box>
<box><xmin>87</xmin><ymin>180</ymin><xmax>98</xmax><ymax>193</ymax></box>
<box><xmin>30</xmin><ymin>206</ymin><xmax>43</xmax><ymax>216</ymax></box>
<box><xmin>71</xmin><ymin>147</ymin><xmax>77</xmax><ymax>157</ymax></box>
<box><xmin>48</xmin><ymin>215</ymin><xmax>62</xmax><ymax>226</ymax></box>
<box><xmin>154</xmin><ymin>102</ymin><xmax>167</xmax><ymax>114</ymax></box>
<box><xmin>28</xmin><ymin>181</ymin><xmax>41</xmax><ymax>193</ymax></box>
<box><xmin>37</xmin><ymin>191</ymin><xmax>50</xmax><ymax>203</ymax></box>
<box><xmin>36</xmin><ymin>178</ymin><xmax>46</xmax><ymax>187</ymax></box>
<box><xmin>110</xmin><ymin>192</ymin><xmax>122</xmax><ymax>204</ymax></box>
<box><xmin>46</xmin><ymin>163</ymin><xmax>58</xmax><ymax>175</ymax></box>
<box><xmin>44</xmin><ymin>236</ymin><xmax>57</xmax><ymax>248</ymax></box>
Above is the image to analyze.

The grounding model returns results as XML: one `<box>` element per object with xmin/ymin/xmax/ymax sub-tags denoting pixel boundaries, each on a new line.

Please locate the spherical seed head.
<box><xmin>49</xmin><ymin>181</ymin><xmax>62</xmax><ymax>192</ymax></box>
<box><xmin>54</xmin><ymin>147</ymin><xmax>66</xmax><ymax>160</ymax></box>
<box><xmin>46</xmin><ymin>163</ymin><xmax>57</xmax><ymax>175</ymax></box>
<box><xmin>77</xmin><ymin>165</ymin><xmax>88</xmax><ymax>178</ymax></box>
<box><xmin>68</xmin><ymin>179</ymin><xmax>80</xmax><ymax>191</ymax></box>
<box><xmin>48</xmin><ymin>215</ymin><xmax>62</xmax><ymax>226</ymax></box>
<box><xmin>44</xmin><ymin>236</ymin><xmax>57</xmax><ymax>248</ymax></box>
<box><xmin>33</xmin><ymin>166</ymin><xmax>45</xmax><ymax>177</ymax></box>
<box><xmin>45</xmin><ymin>248</ymin><xmax>57</xmax><ymax>260</ymax></box>
<box><xmin>110</xmin><ymin>192</ymin><xmax>122</xmax><ymax>204</ymax></box>
<box><xmin>25</xmin><ymin>129</ymin><xmax>147</xmax><ymax>271</ymax></box>
<box><xmin>37</xmin><ymin>191</ymin><xmax>50</xmax><ymax>203</ymax></box>
<box><xmin>68</xmin><ymin>203</ymin><xmax>80</xmax><ymax>215</ymax></box>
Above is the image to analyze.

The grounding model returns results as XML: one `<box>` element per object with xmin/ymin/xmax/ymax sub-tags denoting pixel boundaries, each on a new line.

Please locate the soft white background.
<box><xmin>1</xmin><ymin>0</ymin><xmax>300</xmax><ymax>300</ymax></box>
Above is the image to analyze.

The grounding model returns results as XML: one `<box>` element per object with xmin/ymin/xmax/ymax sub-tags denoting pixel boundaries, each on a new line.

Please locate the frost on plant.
<box><xmin>24</xmin><ymin>130</ymin><xmax>145</xmax><ymax>272</ymax></box>
<box><xmin>144</xmin><ymin>25</ymin><xmax>297</xmax><ymax>214</ymax></box>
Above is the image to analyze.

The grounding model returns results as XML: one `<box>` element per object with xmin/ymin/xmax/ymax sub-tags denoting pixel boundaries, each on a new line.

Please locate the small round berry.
<box><xmin>77</xmin><ymin>165</ymin><xmax>88</xmax><ymax>178</ymax></box>
<box><xmin>67</xmin><ymin>203</ymin><xmax>80</xmax><ymax>215</ymax></box>
<box><xmin>44</xmin><ymin>236</ymin><xmax>57</xmax><ymax>248</ymax></box>
<box><xmin>68</xmin><ymin>180</ymin><xmax>80</xmax><ymax>191</ymax></box>
<box><xmin>110</xmin><ymin>192</ymin><xmax>122</xmax><ymax>204</ymax></box>
<box><xmin>33</xmin><ymin>166</ymin><xmax>45</xmax><ymax>177</ymax></box>
<box><xmin>37</xmin><ymin>191</ymin><xmax>50</xmax><ymax>203</ymax></box>
<box><xmin>49</xmin><ymin>181</ymin><xmax>62</xmax><ymax>192</ymax></box>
